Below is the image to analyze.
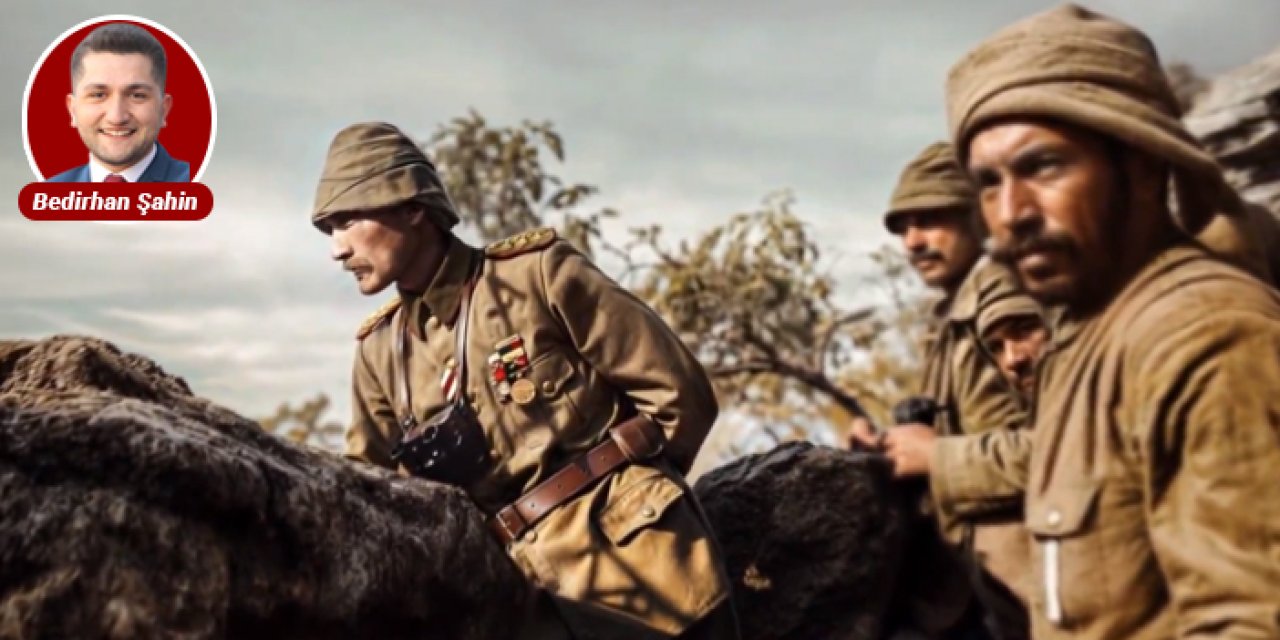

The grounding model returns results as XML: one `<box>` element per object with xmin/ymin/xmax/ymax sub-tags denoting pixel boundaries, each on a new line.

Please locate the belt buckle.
<box><xmin>495</xmin><ymin>508</ymin><xmax>525</xmax><ymax>545</ymax></box>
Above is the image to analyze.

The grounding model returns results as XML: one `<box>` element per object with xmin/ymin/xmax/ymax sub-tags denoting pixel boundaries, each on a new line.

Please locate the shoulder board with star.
<box><xmin>485</xmin><ymin>227</ymin><xmax>558</xmax><ymax>260</ymax></box>
<box><xmin>355</xmin><ymin>298</ymin><xmax>402</xmax><ymax>340</ymax></box>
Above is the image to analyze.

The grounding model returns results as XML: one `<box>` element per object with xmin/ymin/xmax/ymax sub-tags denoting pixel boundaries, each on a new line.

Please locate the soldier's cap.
<box><xmin>311</xmin><ymin>122</ymin><xmax>460</xmax><ymax>232</ymax></box>
<box><xmin>977</xmin><ymin>295</ymin><xmax>1044</xmax><ymax>339</ymax></box>
<box><xmin>945</xmin><ymin>3</ymin><xmax>1241</xmax><ymax>233</ymax></box>
<box><xmin>884</xmin><ymin>141</ymin><xmax>976</xmax><ymax>234</ymax></box>
<box><xmin>969</xmin><ymin>259</ymin><xmax>1044</xmax><ymax>339</ymax></box>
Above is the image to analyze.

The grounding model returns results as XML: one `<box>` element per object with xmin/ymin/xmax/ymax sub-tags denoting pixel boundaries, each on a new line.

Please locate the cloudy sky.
<box><xmin>2</xmin><ymin>0</ymin><xmax>1277</xmax><ymax>429</ymax></box>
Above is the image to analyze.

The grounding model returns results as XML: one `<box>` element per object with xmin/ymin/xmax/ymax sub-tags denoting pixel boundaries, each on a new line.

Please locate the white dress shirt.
<box><xmin>89</xmin><ymin>143</ymin><xmax>157</xmax><ymax>182</ymax></box>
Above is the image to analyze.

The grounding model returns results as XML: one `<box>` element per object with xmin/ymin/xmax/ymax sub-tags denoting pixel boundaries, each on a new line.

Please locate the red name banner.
<box><xmin>18</xmin><ymin>182</ymin><xmax>214</xmax><ymax>221</ymax></box>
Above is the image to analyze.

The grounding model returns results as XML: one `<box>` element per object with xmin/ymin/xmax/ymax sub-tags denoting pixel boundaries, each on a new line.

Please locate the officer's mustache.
<box><xmin>908</xmin><ymin>248</ymin><xmax>945</xmax><ymax>266</ymax></box>
<box><xmin>990</xmin><ymin>229</ymin><xmax>1076</xmax><ymax>265</ymax></box>
<box><xmin>343</xmin><ymin>258</ymin><xmax>373</xmax><ymax>272</ymax></box>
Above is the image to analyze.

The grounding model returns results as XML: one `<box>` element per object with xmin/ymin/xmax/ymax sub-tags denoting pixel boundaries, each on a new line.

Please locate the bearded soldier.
<box><xmin>315</xmin><ymin>122</ymin><xmax>737</xmax><ymax>639</ymax></box>
<box><xmin>947</xmin><ymin>5</ymin><xmax>1280</xmax><ymax>638</ymax></box>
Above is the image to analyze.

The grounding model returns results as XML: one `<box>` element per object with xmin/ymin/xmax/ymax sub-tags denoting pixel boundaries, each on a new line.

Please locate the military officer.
<box><xmin>313</xmin><ymin>122</ymin><xmax>737</xmax><ymax>639</ymax></box>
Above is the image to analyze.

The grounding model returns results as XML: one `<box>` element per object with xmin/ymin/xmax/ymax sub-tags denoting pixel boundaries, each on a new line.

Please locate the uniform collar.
<box><xmin>401</xmin><ymin>236</ymin><xmax>478</xmax><ymax>337</ymax></box>
<box><xmin>1047</xmin><ymin>243</ymin><xmax>1204</xmax><ymax>350</ymax></box>
<box><xmin>934</xmin><ymin>255</ymin><xmax>987</xmax><ymax>324</ymax></box>
<box><xmin>1045</xmin><ymin>304</ymin><xmax>1078</xmax><ymax>350</ymax></box>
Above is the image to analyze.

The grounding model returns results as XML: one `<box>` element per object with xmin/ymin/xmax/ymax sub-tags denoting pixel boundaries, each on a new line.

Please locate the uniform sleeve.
<box><xmin>345</xmin><ymin>339</ymin><xmax>400</xmax><ymax>470</ymax></box>
<box><xmin>1139</xmin><ymin>311</ymin><xmax>1280</xmax><ymax>638</ymax></box>
<box><xmin>931</xmin><ymin>427</ymin><xmax>1031</xmax><ymax>518</ymax></box>
<box><xmin>538</xmin><ymin>241</ymin><xmax>718</xmax><ymax>473</ymax></box>
<box><xmin>930</xmin><ymin>333</ymin><xmax>1030</xmax><ymax>517</ymax></box>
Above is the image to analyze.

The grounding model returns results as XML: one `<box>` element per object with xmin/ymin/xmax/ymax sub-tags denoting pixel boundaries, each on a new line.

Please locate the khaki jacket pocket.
<box><xmin>512</xmin><ymin>349</ymin><xmax>590</xmax><ymax>450</ymax></box>
<box><xmin>598</xmin><ymin>468</ymin><xmax>684</xmax><ymax>545</ymax></box>
<box><xmin>1026</xmin><ymin>482</ymin><xmax>1101</xmax><ymax>629</ymax></box>
<box><xmin>526</xmin><ymin>464</ymin><xmax>729</xmax><ymax>636</ymax></box>
<box><xmin>530</xmin><ymin>349</ymin><xmax>577</xmax><ymax>399</ymax></box>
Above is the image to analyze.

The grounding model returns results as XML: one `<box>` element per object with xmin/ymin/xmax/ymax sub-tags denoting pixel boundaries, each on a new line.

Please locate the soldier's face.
<box><xmin>326</xmin><ymin>207</ymin><xmax>427</xmax><ymax>295</ymax></box>
<box><xmin>983</xmin><ymin>314</ymin><xmax>1049</xmax><ymax>396</ymax></box>
<box><xmin>891</xmin><ymin>209</ymin><xmax>983</xmax><ymax>291</ymax></box>
<box><xmin>967</xmin><ymin>120</ymin><xmax>1123</xmax><ymax>307</ymax></box>
<box><xmin>66</xmin><ymin>52</ymin><xmax>171</xmax><ymax>173</ymax></box>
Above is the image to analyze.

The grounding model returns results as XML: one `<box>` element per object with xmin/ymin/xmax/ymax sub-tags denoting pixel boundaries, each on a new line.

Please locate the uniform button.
<box><xmin>640</xmin><ymin>506</ymin><xmax>656</xmax><ymax>519</ymax></box>
<box><xmin>541</xmin><ymin>380</ymin><xmax>555</xmax><ymax>394</ymax></box>
<box><xmin>427</xmin><ymin>317</ymin><xmax>440</xmax><ymax>329</ymax></box>
<box><xmin>444</xmin><ymin>356</ymin><xmax>457</xmax><ymax>368</ymax></box>
<box><xmin>1046</xmin><ymin>509</ymin><xmax>1062</xmax><ymax>527</ymax></box>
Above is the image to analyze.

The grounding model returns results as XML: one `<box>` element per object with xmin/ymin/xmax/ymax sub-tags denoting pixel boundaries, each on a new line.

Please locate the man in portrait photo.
<box><xmin>48</xmin><ymin>22</ymin><xmax>189</xmax><ymax>183</ymax></box>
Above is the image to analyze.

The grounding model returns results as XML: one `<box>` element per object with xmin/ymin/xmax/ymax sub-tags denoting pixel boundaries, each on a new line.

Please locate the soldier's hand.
<box><xmin>847</xmin><ymin>417</ymin><xmax>882</xmax><ymax>451</ymax></box>
<box><xmin>880</xmin><ymin>424</ymin><xmax>937</xmax><ymax>478</ymax></box>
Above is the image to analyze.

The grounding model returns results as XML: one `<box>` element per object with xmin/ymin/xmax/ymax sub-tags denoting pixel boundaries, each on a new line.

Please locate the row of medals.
<box><xmin>489</xmin><ymin>335</ymin><xmax>536</xmax><ymax>405</ymax></box>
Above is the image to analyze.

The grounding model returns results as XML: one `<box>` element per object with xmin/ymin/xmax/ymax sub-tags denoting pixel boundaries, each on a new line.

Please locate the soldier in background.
<box><xmin>976</xmin><ymin>286</ymin><xmax>1048</xmax><ymax>398</ymax></box>
<box><xmin>852</xmin><ymin>141</ymin><xmax>1036</xmax><ymax>640</ymax></box>
<box><xmin>313</xmin><ymin>122</ymin><xmax>738</xmax><ymax>639</ymax></box>
<box><xmin>947</xmin><ymin>5</ymin><xmax>1280</xmax><ymax>638</ymax></box>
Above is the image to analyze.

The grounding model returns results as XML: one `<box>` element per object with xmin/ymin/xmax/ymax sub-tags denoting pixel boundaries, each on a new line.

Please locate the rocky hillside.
<box><xmin>1185</xmin><ymin>46</ymin><xmax>1280</xmax><ymax>216</ymax></box>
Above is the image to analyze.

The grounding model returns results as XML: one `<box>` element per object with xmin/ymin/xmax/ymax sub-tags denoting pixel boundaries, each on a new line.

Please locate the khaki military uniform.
<box><xmin>911</xmin><ymin>257</ymin><xmax>1035</xmax><ymax>639</ymax></box>
<box><xmin>943</xmin><ymin>5</ymin><xmax>1280</xmax><ymax>638</ymax></box>
<box><xmin>1023</xmin><ymin>245</ymin><xmax>1280</xmax><ymax>640</ymax></box>
<box><xmin>347</xmin><ymin>229</ymin><xmax>734</xmax><ymax>639</ymax></box>
<box><xmin>883</xmin><ymin>140</ymin><xmax>1034</xmax><ymax>639</ymax></box>
<box><xmin>1194</xmin><ymin>202</ymin><xmax>1280</xmax><ymax>288</ymax></box>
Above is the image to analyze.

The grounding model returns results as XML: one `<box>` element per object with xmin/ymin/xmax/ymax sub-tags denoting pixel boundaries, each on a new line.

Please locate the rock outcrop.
<box><xmin>0</xmin><ymin>336</ymin><xmax>920</xmax><ymax>639</ymax></box>
<box><xmin>694</xmin><ymin>442</ymin><xmax>907</xmax><ymax>640</ymax></box>
<box><xmin>0</xmin><ymin>336</ymin><xmax>528</xmax><ymax>640</ymax></box>
<box><xmin>1185</xmin><ymin>46</ymin><xmax>1280</xmax><ymax>216</ymax></box>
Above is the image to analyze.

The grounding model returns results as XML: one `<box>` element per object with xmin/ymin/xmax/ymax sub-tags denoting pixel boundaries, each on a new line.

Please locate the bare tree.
<box><xmin>622</xmin><ymin>192</ymin><xmax>876</xmax><ymax>420</ymax></box>
<box><xmin>426</xmin><ymin>110</ymin><xmax>617</xmax><ymax>257</ymax></box>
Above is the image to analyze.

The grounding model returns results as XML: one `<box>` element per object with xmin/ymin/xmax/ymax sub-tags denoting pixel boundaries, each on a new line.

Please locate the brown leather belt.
<box><xmin>488</xmin><ymin>415</ymin><xmax>665</xmax><ymax>546</ymax></box>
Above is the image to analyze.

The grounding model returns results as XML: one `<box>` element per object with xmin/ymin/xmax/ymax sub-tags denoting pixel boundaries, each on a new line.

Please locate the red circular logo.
<box><xmin>23</xmin><ymin>15</ymin><xmax>216</xmax><ymax>182</ymax></box>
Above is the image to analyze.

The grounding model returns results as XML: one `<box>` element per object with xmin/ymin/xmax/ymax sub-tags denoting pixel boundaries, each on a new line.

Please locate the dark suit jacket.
<box><xmin>47</xmin><ymin>143</ymin><xmax>191</xmax><ymax>182</ymax></box>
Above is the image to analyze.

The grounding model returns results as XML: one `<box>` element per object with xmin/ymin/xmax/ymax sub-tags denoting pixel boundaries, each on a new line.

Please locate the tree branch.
<box><xmin>774</xmin><ymin>356</ymin><xmax>871</xmax><ymax>422</ymax></box>
<box><xmin>710</xmin><ymin>362</ymin><xmax>776</xmax><ymax>378</ymax></box>
<box><xmin>645</xmin><ymin>237</ymin><xmax>687</xmax><ymax>270</ymax></box>
<box><xmin>761</xmin><ymin>424</ymin><xmax>786</xmax><ymax>446</ymax></box>
<box><xmin>739</xmin><ymin>322</ymin><xmax>781</xmax><ymax>366</ymax></box>
<box><xmin>814</xmin><ymin>307</ymin><xmax>875</xmax><ymax>370</ymax></box>
<box><xmin>721</xmin><ymin>323</ymin><xmax>873</xmax><ymax>423</ymax></box>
